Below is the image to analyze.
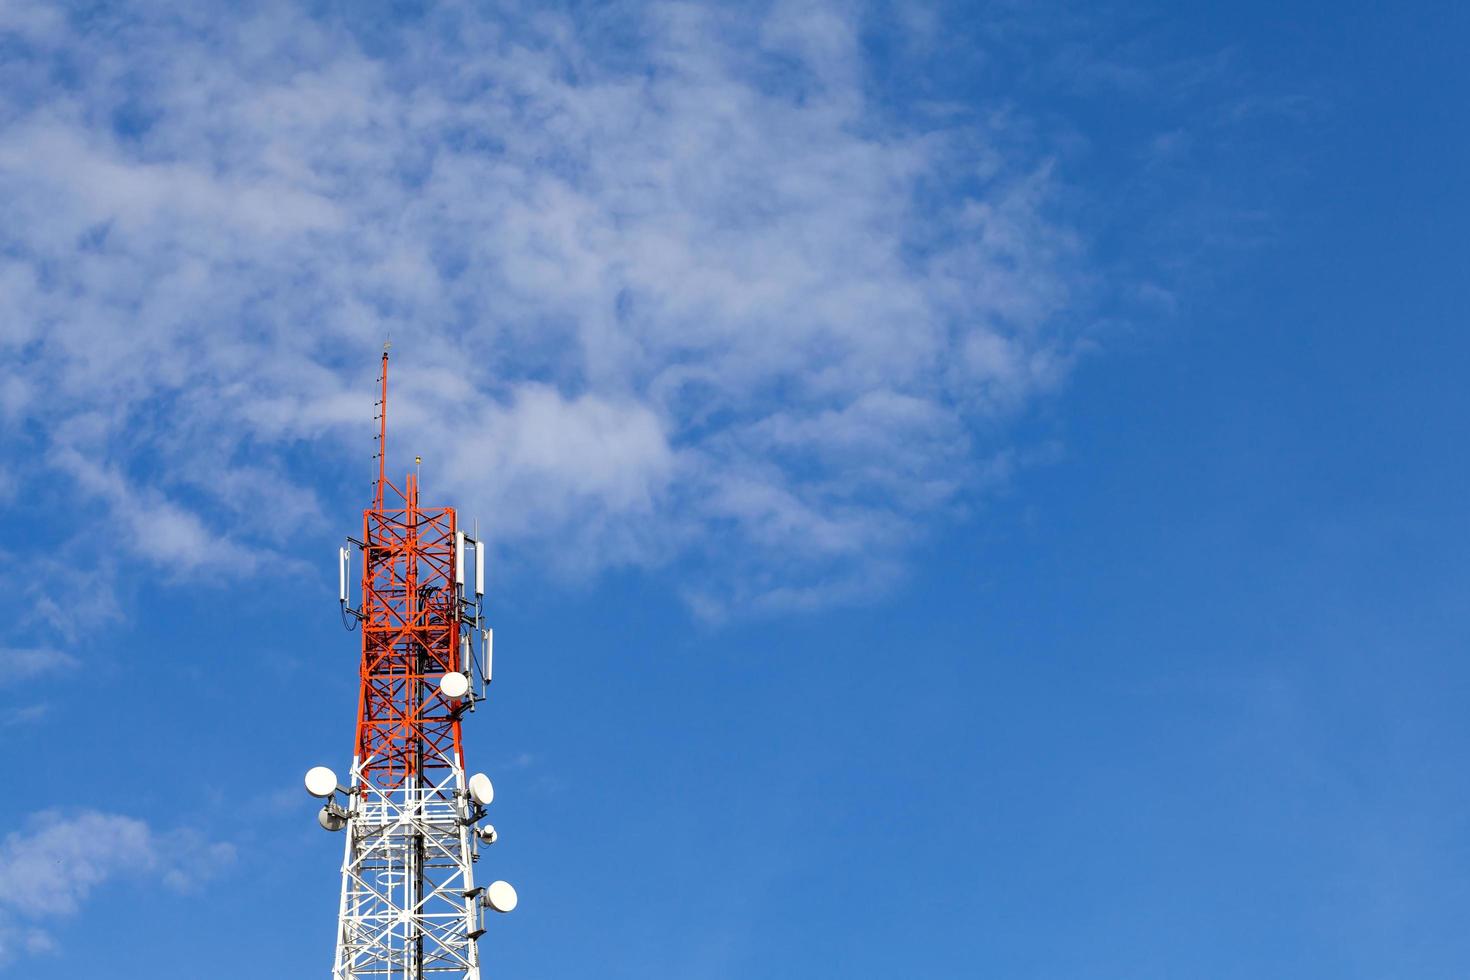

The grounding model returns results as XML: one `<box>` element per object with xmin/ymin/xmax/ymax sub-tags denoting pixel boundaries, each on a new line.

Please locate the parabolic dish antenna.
<box><xmin>468</xmin><ymin>772</ymin><xmax>494</xmax><ymax>806</ymax></box>
<box><xmin>305</xmin><ymin>766</ymin><xmax>339</xmax><ymax>799</ymax></box>
<box><xmin>439</xmin><ymin>672</ymin><xmax>471</xmax><ymax>699</ymax></box>
<box><xmin>486</xmin><ymin>880</ymin><xmax>518</xmax><ymax>913</ymax></box>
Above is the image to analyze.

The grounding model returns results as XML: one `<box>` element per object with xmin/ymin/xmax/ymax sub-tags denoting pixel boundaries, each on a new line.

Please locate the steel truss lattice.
<box><xmin>333</xmin><ymin>758</ymin><xmax>483</xmax><ymax>978</ymax></box>
<box><xmin>315</xmin><ymin>350</ymin><xmax>506</xmax><ymax>980</ymax></box>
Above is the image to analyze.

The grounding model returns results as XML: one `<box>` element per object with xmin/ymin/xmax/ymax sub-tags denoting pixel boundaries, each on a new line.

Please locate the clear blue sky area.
<box><xmin>1</xmin><ymin>1</ymin><xmax>1467</xmax><ymax>977</ymax></box>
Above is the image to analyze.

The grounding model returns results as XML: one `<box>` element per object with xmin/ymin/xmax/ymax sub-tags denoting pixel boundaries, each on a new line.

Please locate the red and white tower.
<box><xmin>307</xmin><ymin>347</ymin><xmax>515</xmax><ymax>979</ymax></box>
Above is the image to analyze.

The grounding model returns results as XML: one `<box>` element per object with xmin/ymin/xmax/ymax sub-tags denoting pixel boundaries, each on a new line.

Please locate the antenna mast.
<box><xmin>311</xmin><ymin>349</ymin><xmax>515</xmax><ymax>980</ymax></box>
<box><xmin>375</xmin><ymin>347</ymin><xmax>389</xmax><ymax>511</ymax></box>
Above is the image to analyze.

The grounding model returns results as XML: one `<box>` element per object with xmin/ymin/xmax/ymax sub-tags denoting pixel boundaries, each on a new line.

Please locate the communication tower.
<box><xmin>306</xmin><ymin>347</ymin><xmax>515</xmax><ymax>979</ymax></box>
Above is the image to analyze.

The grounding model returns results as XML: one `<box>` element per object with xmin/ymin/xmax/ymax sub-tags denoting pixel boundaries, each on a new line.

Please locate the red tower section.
<box><xmin>355</xmin><ymin>351</ymin><xmax>465</xmax><ymax>794</ymax></box>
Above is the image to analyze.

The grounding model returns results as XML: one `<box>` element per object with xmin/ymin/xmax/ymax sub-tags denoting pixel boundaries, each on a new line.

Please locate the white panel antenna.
<box><xmin>338</xmin><ymin>547</ymin><xmax>349</xmax><ymax>604</ymax></box>
<box><xmin>475</xmin><ymin>539</ymin><xmax>485</xmax><ymax>596</ymax></box>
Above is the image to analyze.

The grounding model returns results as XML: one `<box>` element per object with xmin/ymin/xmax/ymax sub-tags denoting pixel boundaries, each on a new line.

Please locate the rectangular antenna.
<box><xmin>475</xmin><ymin>538</ymin><xmax>485</xmax><ymax>596</ymax></box>
<box><xmin>338</xmin><ymin>547</ymin><xmax>348</xmax><ymax>604</ymax></box>
<box><xmin>455</xmin><ymin>531</ymin><xmax>466</xmax><ymax>588</ymax></box>
<box><xmin>483</xmin><ymin>628</ymin><xmax>493</xmax><ymax>686</ymax></box>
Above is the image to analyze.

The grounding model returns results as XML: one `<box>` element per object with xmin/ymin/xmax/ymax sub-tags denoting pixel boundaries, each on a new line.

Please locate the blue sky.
<box><xmin>1</xmin><ymin>0</ymin><xmax>1467</xmax><ymax>976</ymax></box>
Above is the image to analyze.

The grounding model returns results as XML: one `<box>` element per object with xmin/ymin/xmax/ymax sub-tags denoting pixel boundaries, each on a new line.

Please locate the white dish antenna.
<box><xmin>485</xmin><ymin>880</ymin><xmax>518</xmax><ymax>913</ymax></box>
<box><xmin>305</xmin><ymin>766</ymin><xmax>339</xmax><ymax>799</ymax></box>
<box><xmin>318</xmin><ymin>807</ymin><xmax>347</xmax><ymax>832</ymax></box>
<box><xmin>476</xmin><ymin>824</ymin><xmax>498</xmax><ymax>845</ymax></box>
<box><xmin>439</xmin><ymin>672</ymin><xmax>470</xmax><ymax>700</ymax></box>
<box><xmin>468</xmin><ymin>772</ymin><xmax>494</xmax><ymax>806</ymax></box>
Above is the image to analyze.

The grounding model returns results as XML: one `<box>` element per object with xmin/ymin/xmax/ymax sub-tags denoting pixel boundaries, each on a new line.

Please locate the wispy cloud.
<box><xmin>0</xmin><ymin>648</ymin><xmax>78</xmax><ymax>686</ymax></box>
<box><xmin>0</xmin><ymin>0</ymin><xmax>1091</xmax><ymax>615</ymax></box>
<box><xmin>0</xmin><ymin>704</ymin><xmax>51</xmax><ymax>727</ymax></box>
<box><xmin>0</xmin><ymin>810</ymin><xmax>235</xmax><ymax>966</ymax></box>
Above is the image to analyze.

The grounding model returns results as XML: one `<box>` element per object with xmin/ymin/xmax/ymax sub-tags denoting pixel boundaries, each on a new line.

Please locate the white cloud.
<box><xmin>0</xmin><ymin>810</ymin><xmax>235</xmax><ymax>965</ymax></box>
<box><xmin>48</xmin><ymin>447</ymin><xmax>269</xmax><ymax>575</ymax></box>
<box><xmin>0</xmin><ymin>0</ymin><xmax>1090</xmax><ymax>614</ymax></box>
<box><xmin>0</xmin><ymin>649</ymin><xmax>78</xmax><ymax>686</ymax></box>
<box><xmin>0</xmin><ymin>704</ymin><xmax>51</xmax><ymax>727</ymax></box>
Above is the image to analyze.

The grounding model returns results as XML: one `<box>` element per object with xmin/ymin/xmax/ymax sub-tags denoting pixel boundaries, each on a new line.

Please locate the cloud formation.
<box><xmin>0</xmin><ymin>810</ymin><xmax>234</xmax><ymax>965</ymax></box>
<box><xmin>0</xmin><ymin>0</ymin><xmax>1088</xmax><ymax>616</ymax></box>
<box><xmin>0</xmin><ymin>649</ymin><xmax>77</xmax><ymax>686</ymax></box>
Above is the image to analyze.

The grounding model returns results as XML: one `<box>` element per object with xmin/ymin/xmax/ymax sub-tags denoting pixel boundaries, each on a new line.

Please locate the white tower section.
<box><xmin>328</xmin><ymin>756</ymin><xmax>499</xmax><ymax>978</ymax></box>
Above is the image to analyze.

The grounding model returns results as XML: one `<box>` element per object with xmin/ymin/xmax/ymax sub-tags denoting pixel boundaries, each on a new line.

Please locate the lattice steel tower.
<box><xmin>306</xmin><ymin>347</ymin><xmax>516</xmax><ymax>979</ymax></box>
